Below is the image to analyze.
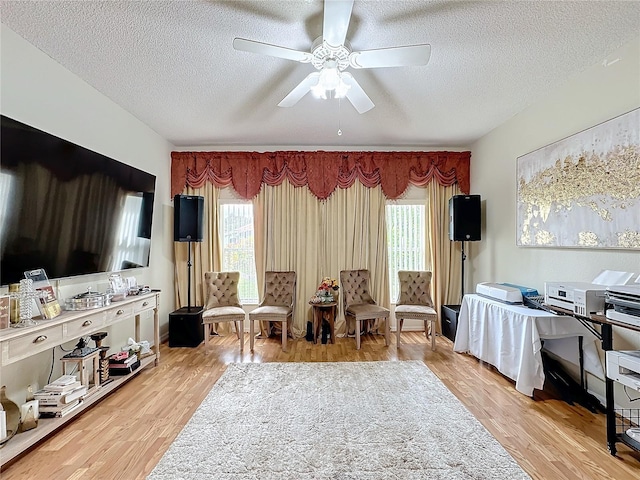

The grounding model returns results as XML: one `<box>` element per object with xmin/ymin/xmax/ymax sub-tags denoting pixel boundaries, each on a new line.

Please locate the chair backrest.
<box><xmin>203</xmin><ymin>271</ymin><xmax>242</xmax><ymax>309</ymax></box>
<box><xmin>340</xmin><ymin>269</ymin><xmax>375</xmax><ymax>310</ymax></box>
<box><xmin>261</xmin><ymin>271</ymin><xmax>296</xmax><ymax>308</ymax></box>
<box><xmin>397</xmin><ymin>270</ymin><xmax>434</xmax><ymax>307</ymax></box>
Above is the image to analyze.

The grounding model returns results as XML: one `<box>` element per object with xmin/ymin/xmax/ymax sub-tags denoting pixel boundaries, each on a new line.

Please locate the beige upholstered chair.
<box><xmin>340</xmin><ymin>269</ymin><xmax>390</xmax><ymax>350</ymax></box>
<box><xmin>395</xmin><ymin>270</ymin><xmax>438</xmax><ymax>350</ymax></box>
<box><xmin>249</xmin><ymin>271</ymin><xmax>296</xmax><ymax>352</ymax></box>
<box><xmin>201</xmin><ymin>271</ymin><xmax>245</xmax><ymax>352</ymax></box>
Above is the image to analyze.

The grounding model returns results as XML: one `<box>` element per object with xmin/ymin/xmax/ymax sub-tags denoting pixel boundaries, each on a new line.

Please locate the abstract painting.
<box><xmin>516</xmin><ymin>108</ymin><xmax>640</xmax><ymax>249</ymax></box>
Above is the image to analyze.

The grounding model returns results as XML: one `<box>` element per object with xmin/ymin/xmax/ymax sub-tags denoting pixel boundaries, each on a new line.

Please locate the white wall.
<box><xmin>469</xmin><ymin>36</ymin><xmax>640</xmax><ymax>403</ymax></box>
<box><xmin>0</xmin><ymin>25</ymin><xmax>175</xmax><ymax>402</ymax></box>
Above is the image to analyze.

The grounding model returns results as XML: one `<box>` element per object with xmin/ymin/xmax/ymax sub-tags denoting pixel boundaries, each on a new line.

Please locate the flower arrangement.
<box><xmin>309</xmin><ymin>277</ymin><xmax>339</xmax><ymax>304</ymax></box>
<box><xmin>318</xmin><ymin>277</ymin><xmax>339</xmax><ymax>292</ymax></box>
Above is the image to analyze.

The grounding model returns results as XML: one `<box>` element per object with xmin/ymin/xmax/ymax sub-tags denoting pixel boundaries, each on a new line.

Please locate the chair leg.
<box><xmin>250</xmin><ymin>317</ymin><xmax>255</xmax><ymax>352</ymax></box>
<box><xmin>234</xmin><ymin>321</ymin><xmax>241</xmax><ymax>340</ymax></box>
<box><xmin>355</xmin><ymin>319</ymin><xmax>361</xmax><ymax>350</ymax></box>
<box><xmin>384</xmin><ymin>316</ymin><xmax>390</xmax><ymax>346</ymax></box>
<box><xmin>396</xmin><ymin>317</ymin><xmax>403</xmax><ymax>346</ymax></box>
<box><xmin>239</xmin><ymin>319</ymin><xmax>244</xmax><ymax>352</ymax></box>
<box><xmin>428</xmin><ymin>319</ymin><xmax>436</xmax><ymax>351</ymax></box>
<box><xmin>282</xmin><ymin>320</ymin><xmax>287</xmax><ymax>352</ymax></box>
<box><xmin>205</xmin><ymin>323</ymin><xmax>211</xmax><ymax>353</ymax></box>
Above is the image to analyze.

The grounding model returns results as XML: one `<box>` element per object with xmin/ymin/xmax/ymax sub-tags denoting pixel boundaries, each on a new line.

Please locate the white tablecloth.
<box><xmin>453</xmin><ymin>294</ymin><xmax>598</xmax><ymax>396</ymax></box>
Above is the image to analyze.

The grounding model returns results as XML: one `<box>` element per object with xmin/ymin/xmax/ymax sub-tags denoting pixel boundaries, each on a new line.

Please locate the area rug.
<box><xmin>147</xmin><ymin>361</ymin><xmax>530</xmax><ymax>480</ymax></box>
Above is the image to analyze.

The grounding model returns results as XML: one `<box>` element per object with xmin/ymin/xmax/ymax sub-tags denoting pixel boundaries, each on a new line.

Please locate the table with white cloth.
<box><xmin>453</xmin><ymin>294</ymin><xmax>600</xmax><ymax>396</ymax></box>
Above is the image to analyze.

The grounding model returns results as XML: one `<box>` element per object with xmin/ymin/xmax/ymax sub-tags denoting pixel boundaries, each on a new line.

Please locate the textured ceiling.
<box><xmin>1</xmin><ymin>1</ymin><xmax>639</xmax><ymax>148</ymax></box>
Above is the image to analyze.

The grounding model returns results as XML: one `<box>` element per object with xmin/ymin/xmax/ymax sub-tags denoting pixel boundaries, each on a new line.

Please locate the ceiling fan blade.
<box><xmin>349</xmin><ymin>44</ymin><xmax>431</xmax><ymax>69</ymax></box>
<box><xmin>278</xmin><ymin>72</ymin><xmax>321</xmax><ymax>108</ymax></box>
<box><xmin>233</xmin><ymin>38</ymin><xmax>312</xmax><ymax>63</ymax></box>
<box><xmin>323</xmin><ymin>0</ymin><xmax>354</xmax><ymax>47</ymax></box>
<box><xmin>341</xmin><ymin>73</ymin><xmax>374</xmax><ymax>114</ymax></box>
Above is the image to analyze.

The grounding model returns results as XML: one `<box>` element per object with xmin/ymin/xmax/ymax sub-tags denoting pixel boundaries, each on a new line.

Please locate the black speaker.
<box><xmin>169</xmin><ymin>307</ymin><xmax>204</xmax><ymax>347</ymax></box>
<box><xmin>174</xmin><ymin>194</ymin><xmax>204</xmax><ymax>242</ymax></box>
<box><xmin>449</xmin><ymin>195</ymin><xmax>481</xmax><ymax>241</ymax></box>
<box><xmin>441</xmin><ymin>304</ymin><xmax>461</xmax><ymax>342</ymax></box>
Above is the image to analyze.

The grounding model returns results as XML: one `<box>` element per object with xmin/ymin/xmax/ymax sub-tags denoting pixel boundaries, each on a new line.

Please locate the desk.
<box><xmin>454</xmin><ymin>294</ymin><xmax>597</xmax><ymax>396</ymax></box>
<box><xmin>309</xmin><ymin>302</ymin><xmax>337</xmax><ymax>344</ymax></box>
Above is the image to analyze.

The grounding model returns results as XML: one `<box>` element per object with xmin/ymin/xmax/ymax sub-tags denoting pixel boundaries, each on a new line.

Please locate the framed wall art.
<box><xmin>516</xmin><ymin>108</ymin><xmax>640</xmax><ymax>249</ymax></box>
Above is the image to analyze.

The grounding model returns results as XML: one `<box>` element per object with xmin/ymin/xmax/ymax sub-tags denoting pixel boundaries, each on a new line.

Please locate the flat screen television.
<box><xmin>0</xmin><ymin>115</ymin><xmax>156</xmax><ymax>286</ymax></box>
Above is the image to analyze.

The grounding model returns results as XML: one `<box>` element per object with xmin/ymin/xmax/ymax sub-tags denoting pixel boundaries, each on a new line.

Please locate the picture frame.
<box><xmin>516</xmin><ymin>108</ymin><xmax>640</xmax><ymax>249</ymax></box>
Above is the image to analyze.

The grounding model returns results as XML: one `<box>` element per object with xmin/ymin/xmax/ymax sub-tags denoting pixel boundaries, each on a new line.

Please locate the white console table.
<box><xmin>453</xmin><ymin>294</ymin><xmax>597</xmax><ymax>396</ymax></box>
<box><xmin>0</xmin><ymin>291</ymin><xmax>160</xmax><ymax>467</ymax></box>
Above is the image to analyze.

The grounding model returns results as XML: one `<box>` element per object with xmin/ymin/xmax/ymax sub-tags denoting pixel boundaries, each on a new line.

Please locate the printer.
<box><xmin>544</xmin><ymin>281</ymin><xmax>607</xmax><ymax>316</ymax></box>
<box><xmin>606</xmin><ymin>350</ymin><xmax>640</xmax><ymax>392</ymax></box>
<box><xmin>545</xmin><ymin>270</ymin><xmax>636</xmax><ymax>316</ymax></box>
<box><xmin>475</xmin><ymin>282</ymin><xmax>539</xmax><ymax>304</ymax></box>
<box><xmin>606</xmin><ymin>284</ymin><xmax>640</xmax><ymax>328</ymax></box>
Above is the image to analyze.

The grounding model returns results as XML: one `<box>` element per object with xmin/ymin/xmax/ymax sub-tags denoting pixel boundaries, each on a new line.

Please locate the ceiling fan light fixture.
<box><xmin>334</xmin><ymin>77</ymin><xmax>351</xmax><ymax>98</ymax></box>
<box><xmin>311</xmin><ymin>82</ymin><xmax>328</xmax><ymax>99</ymax></box>
<box><xmin>311</xmin><ymin>65</ymin><xmax>351</xmax><ymax>99</ymax></box>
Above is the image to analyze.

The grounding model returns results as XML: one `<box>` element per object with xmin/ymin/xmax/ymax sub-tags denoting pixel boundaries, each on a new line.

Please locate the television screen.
<box><xmin>0</xmin><ymin>115</ymin><xmax>156</xmax><ymax>286</ymax></box>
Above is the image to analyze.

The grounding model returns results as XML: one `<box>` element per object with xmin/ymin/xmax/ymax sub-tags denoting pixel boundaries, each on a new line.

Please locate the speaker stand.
<box><xmin>186</xmin><ymin>239</ymin><xmax>193</xmax><ymax>312</ymax></box>
<box><xmin>460</xmin><ymin>241</ymin><xmax>466</xmax><ymax>303</ymax></box>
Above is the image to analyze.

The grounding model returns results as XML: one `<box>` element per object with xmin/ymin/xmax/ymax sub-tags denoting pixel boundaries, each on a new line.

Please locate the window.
<box><xmin>386</xmin><ymin>199</ymin><xmax>426</xmax><ymax>303</ymax></box>
<box><xmin>0</xmin><ymin>172</ymin><xmax>14</xmax><ymax>250</ymax></box>
<box><xmin>220</xmin><ymin>202</ymin><xmax>259</xmax><ymax>304</ymax></box>
<box><xmin>111</xmin><ymin>193</ymin><xmax>149</xmax><ymax>271</ymax></box>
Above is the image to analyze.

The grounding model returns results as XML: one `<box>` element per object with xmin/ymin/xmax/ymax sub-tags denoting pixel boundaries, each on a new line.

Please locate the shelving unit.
<box><xmin>0</xmin><ymin>291</ymin><xmax>160</xmax><ymax>467</ymax></box>
<box><xmin>553</xmin><ymin>305</ymin><xmax>640</xmax><ymax>455</ymax></box>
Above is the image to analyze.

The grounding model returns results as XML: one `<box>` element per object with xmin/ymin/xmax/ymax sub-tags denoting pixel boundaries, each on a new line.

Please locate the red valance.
<box><xmin>171</xmin><ymin>151</ymin><xmax>470</xmax><ymax>200</ymax></box>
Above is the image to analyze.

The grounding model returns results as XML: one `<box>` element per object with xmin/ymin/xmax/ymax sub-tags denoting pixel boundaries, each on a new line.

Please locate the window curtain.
<box><xmin>427</xmin><ymin>182</ymin><xmax>462</xmax><ymax>332</ymax></box>
<box><xmin>252</xmin><ymin>180</ymin><xmax>389</xmax><ymax>338</ymax></box>
<box><xmin>253</xmin><ymin>180</ymin><xmax>323</xmax><ymax>337</ymax></box>
<box><xmin>324</xmin><ymin>182</ymin><xmax>389</xmax><ymax>335</ymax></box>
<box><xmin>173</xmin><ymin>184</ymin><xmax>222</xmax><ymax>313</ymax></box>
<box><xmin>171</xmin><ymin>150</ymin><xmax>471</xmax><ymax>200</ymax></box>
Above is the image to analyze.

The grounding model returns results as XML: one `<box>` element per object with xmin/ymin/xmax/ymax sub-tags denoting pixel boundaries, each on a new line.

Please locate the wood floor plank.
<box><xmin>1</xmin><ymin>332</ymin><xmax>639</xmax><ymax>479</ymax></box>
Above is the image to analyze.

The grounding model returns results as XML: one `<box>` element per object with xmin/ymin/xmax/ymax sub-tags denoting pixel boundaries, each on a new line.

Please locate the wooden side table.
<box><xmin>309</xmin><ymin>302</ymin><xmax>337</xmax><ymax>344</ymax></box>
<box><xmin>61</xmin><ymin>349</ymin><xmax>100</xmax><ymax>396</ymax></box>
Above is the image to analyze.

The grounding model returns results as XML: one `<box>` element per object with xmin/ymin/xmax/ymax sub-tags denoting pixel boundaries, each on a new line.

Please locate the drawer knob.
<box><xmin>33</xmin><ymin>335</ymin><xmax>47</xmax><ymax>344</ymax></box>
<box><xmin>83</xmin><ymin>320</ymin><xmax>92</xmax><ymax>327</ymax></box>
<box><xmin>142</xmin><ymin>302</ymin><xmax>149</xmax><ymax>307</ymax></box>
<box><xmin>117</xmin><ymin>309</ymin><xmax>125</xmax><ymax>315</ymax></box>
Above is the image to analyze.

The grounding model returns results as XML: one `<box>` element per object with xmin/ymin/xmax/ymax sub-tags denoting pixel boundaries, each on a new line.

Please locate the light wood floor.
<box><xmin>2</xmin><ymin>332</ymin><xmax>640</xmax><ymax>480</ymax></box>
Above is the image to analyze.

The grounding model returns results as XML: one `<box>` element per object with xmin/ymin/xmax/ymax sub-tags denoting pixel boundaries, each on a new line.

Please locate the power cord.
<box><xmin>48</xmin><ymin>348</ymin><xmax>55</xmax><ymax>384</ymax></box>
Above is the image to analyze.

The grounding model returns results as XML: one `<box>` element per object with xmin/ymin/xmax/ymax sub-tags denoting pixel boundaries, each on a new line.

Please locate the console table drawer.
<box><xmin>132</xmin><ymin>296</ymin><xmax>156</xmax><ymax>314</ymax></box>
<box><xmin>105</xmin><ymin>305</ymin><xmax>134</xmax><ymax>326</ymax></box>
<box><xmin>2</xmin><ymin>326</ymin><xmax>64</xmax><ymax>365</ymax></box>
<box><xmin>65</xmin><ymin>315</ymin><xmax>105</xmax><ymax>338</ymax></box>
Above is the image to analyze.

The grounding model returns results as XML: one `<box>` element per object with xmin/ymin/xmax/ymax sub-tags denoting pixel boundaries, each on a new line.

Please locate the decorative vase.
<box><xmin>331</xmin><ymin>290</ymin><xmax>339</xmax><ymax>304</ymax></box>
<box><xmin>0</xmin><ymin>386</ymin><xmax>20</xmax><ymax>445</ymax></box>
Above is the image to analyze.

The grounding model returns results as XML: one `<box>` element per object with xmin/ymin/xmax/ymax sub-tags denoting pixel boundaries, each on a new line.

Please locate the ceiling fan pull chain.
<box><xmin>337</xmin><ymin>98</ymin><xmax>343</xmax><ymax>136</ymax></box>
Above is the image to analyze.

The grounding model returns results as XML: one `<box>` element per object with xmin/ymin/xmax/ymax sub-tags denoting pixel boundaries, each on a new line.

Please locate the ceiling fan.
<box><xmin>232</xmin><ymin>0</ymin><xmax>431</xmax><ymax>114</ymax></box>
